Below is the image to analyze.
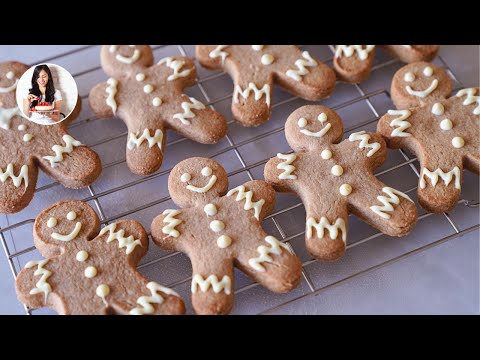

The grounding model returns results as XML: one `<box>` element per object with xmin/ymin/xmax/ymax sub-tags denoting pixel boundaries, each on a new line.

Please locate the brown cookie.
<box><xmin>15</xmin><ymin>200</ymin><xmax>185</xmax><ymax>315</ymax></box>
<box><xmin>0</xmin><ymin>61</ymin><xmax>101</xmax><ymax>214</ymax></box>
<box><xmin>196</xmin><ymin>45</ymin><xmax>336</xmax><ymax>127</ymax></box>
<box><xmin>150</xmin><ymin>157</ymin><xmax>302</xmax><ymax>315</ymax></box>
<box><xmin>334</xmin><ymin>45</ymin><xmax>440</xmax><ymax>83</ymax></box>
<box><xmin>89</xmin><ymin>45</ymin><xmax>228</xmax><ymax>176</ymax></box>
<box><xmin>264</xmin><ymin>105</ymin><xmax>417</xmax><ymax>261</ymax></box>
<box><xmin>378</xmin><ymin>62</ymin><xmax>479</xmax><ymax>213</ymax></box>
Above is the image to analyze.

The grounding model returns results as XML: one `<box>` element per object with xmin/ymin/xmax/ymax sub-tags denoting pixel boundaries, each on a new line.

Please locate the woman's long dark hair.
<box><xmin>29</xmin><ymin>64</ymin><xmax>55</xmax><ymax>107</ymax></box>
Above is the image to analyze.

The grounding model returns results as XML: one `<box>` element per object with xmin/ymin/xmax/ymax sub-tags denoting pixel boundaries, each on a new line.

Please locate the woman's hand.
<box><xmin>26</xmin><ymin>94</ymin><xmax>38</xmax><ymax>103</ymax></box>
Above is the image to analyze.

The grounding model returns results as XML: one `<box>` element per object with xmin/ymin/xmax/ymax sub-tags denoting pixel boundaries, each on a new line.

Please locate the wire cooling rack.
<box><xmin>1</xmin><ymin>45</ymin><xmax>478</xmax><ymax>315</ymax></box>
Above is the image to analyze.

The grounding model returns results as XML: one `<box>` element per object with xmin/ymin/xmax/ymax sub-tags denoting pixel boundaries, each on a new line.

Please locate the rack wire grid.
<box><xmin>1</xmin><ymin>45</ymin><xmax>478</xmax><ymax>315</ymax></box>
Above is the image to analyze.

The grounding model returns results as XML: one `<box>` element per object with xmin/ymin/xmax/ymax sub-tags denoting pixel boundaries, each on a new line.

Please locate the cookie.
<box><xmin>334</xmin><ymin>45</ymin><xmax>439</xmax><ymax>83</ymax></box>
<box><xmin>196</xmin><ymin>45</ymin><xmax>336</xmax><ymax>127</ymax></box>
<box><xmin>378</xmin><ymin>62</ymin><xmax>479</xmax><ymax>213</ymax></box>
<box><xmin>0</xmin><ymin>61</ymin><xmax>101</xmax><ymax>214</ymax></box>
<box><xmin>89</xmin><ymin>45</ymin><xmax>228</xmax><ymax>176</ymax></box>
<box><xmin>15</xmin><ymin>200</ymin><xmax>185</xmax><ymax>315</ymax></box>
<box><xmin>151</xmin><ymin>157</ymin><xmax>302</xmax><ymax>315</ymax></box>
<box><xmin>264</xmin><ymin>105</ymin><xmax>417</xmax><ymax>261</ymax></box>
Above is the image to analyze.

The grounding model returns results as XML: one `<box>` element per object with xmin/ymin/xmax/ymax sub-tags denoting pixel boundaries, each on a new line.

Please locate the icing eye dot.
<box><xmin>136</xmin><ymin>73</ymin><xmax>145</xmax><ymax>82</ymax></box>
<box><xmin>67</xmin><ymin>211</ymin><xmax>77</xmax><ymax>221</ymax></box>
<box><xmin>144</xmin><ymin>84</ymin><xmax>154</xmax><ymax>94</ymax></box>
<box><xmin>204</xmin><ymin>204</ymin><xmax>217</xmax><ymax>216</ymax></box>
<box><xmin>23</xmin><ymin>134</ymin><xmax>33</xmax><ymax>142</ymax></box>
<box><xmin>321</xmin><ymin>150</ymin><xmax>332</xmax><ymax>160</ymax></box>
<box><xmin>423</xmin><ymin>67</ymin><xmax>433</xmax><ymax>77</ymax></box>
<box><xmin>217</xmin><ymin>235</ymin><xmax>232</xmax><ymax>249</ymax></box>
<box><xmin>318</xmin><ymin>113</ymin><xmax>327</xmax><ymax>123</ymax></box>
<box><xmin>201</xmin><ymin>167</ymin><xmax>212</xmax><ymax>177</ymax></box>
<box><xmin>331</xmin><ymin>165</ymin><xmax>344</xmax><ymax>176</ymax></box>
<box><xmin>181</xmin><ymin>173</ymin><xmax>191</xmax><ymax>183</ymax></box>
<box><xmin>47</xmin><ymin>217</ymin><xmax>57</xmax><ymax>228</ymax></box>
<box><xmin>261</xmin><ymin>54</ymin><xmax>275</xmax><ymax>65</ymax></box>
<box><xmin>6</xmin><ymin>71</ymin><xmax>14</xmax><ymax>80</ymax></box>
<box><xmin>440</xmin><ymin>119</ymin><xmax>453</xmax><ymax>131</ymax></box>
<box><xmin>431</xmin><ymin>103</ymin><xmax>444</xmax><ymax>115</ymax></box>
<box><xmin>452</xmin><ymin>137</ymin><xmax>464</xmax><ymax>148</ymax></box>
<box><xmin>76</xmin><ymin>250</ymin><xmax>88</xmax><ymax>262</ymax></box>
<box><xmin>152</xmin><ymin>97</ymin><xmax>162</xmax><ymax>107</ymax></box>
<box><xmin>17</xmin><ymin>124</ymin><xmax>26</xmax><ymax>131</ymax></box>
<box><xmin>298</xmin><ymin>117</ymin><xmax>307</xmax><ymax>128</ymax></box>
<box><xmin>404</xmin><ymin>72</ymin><xmax>415</xmax><ymax>82</ymax></box>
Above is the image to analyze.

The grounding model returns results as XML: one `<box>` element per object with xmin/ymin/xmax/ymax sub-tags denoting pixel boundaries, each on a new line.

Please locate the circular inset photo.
<box><xmin>15</xmin><ymin>63</ymin><xmax>78</xmax><ymax>125</ymax></box>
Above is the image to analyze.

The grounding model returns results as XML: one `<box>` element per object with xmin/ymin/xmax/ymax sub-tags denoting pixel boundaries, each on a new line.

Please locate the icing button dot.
<box><xmin>331</xmin><ymin>165</ymin><xmax>344</xmax><ymax>176</ymax></box>
<box><xmin>261</xmin><ymin>54</ymin><xmax>274</xmax><ymax>65</ymax></box>
<box><xmin>440</xmin><ymin>119</ymin><xmax>453</xmax><ymax>131</ymax></box>
<box><xmin>452</xmin><ymin>137</ymin><xmax>465</xmax><ymax>148</ymax></box>
<box><xmin>431</xmin><ymin>103</ymin><xmax>445</xmax><ymax>116</ymax></box>
<box><xmin>17</xmin><ymin>124</ymin><xmax>26</xmax><ymax>131</ymax></box>
<box><xmin>252</xmin><ymin>45</ymin><xmax>264</xmax><ymax>51</ymax></box>
<box><xmin>321</xmin><ymin>150</ymin><xmax>332</xmax><ymax>160</ymax></box>
<box><xmin>85</xmin><ymin>266</ymin><xmax>97</xmax><ymax>278</ymax></box>
<box><xmin>204</xmin><ymin>204</ymin><xmax>217</xmax><ymax>216</ymax></box>
<box><xmin>23</xmin><ymin>134</ymin><xmax>33</xmax><ymax>142</ymax></box>
<box><xmin>135</xmin><ymin>73</ymin><xmax>145</xmax><ymax>82</ymax></box>
<box><xmin>339</xmin><ymin>184</ymin><xmax>352</xmax><ymax>196</ymax></box>
<box><xmin>210</xmin><ymin>220</ymin><xmax>225</xmax><ymax>233</ymax></box>
<box><xmin>76</xmin><ymin>250</ymin><xmax>88</xmax><ymax>262</ymax></box>
<box><xmin>143</xmin><ymin>84</ymin><xmax>154</xmax><ymax>94</ymax></box>
<box><xmin>152</xmin><ymin>97</ymin><xmax>162</xmax><ymax>107</ymax></box>
<box><xmin>217</xmin><ymin>235</ymin><xmax>232</xmax><ymax>249</ymax></box>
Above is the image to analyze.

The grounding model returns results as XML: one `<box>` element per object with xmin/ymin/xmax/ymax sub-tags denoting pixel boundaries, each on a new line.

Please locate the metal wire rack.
<box><xmin>1</xmin><ymin>45</ymin><xmax>478</xmax><ymax>315</ymax></box>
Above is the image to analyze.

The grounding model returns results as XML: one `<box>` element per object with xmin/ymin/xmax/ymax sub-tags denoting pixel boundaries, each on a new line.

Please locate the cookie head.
<box><xmin>168</xmin><ymin>157</ymin><xmax>228</xmax><ymax>207</ymax></box>
<box><xmin>285</xmin><ymin>105</ymin><xmax>344</xmax><ymax>152</ymax></box>
<box><xmin>392</xmin><ymin>62</ymin><xmax>452</xmax><ymax>109</ymax></box>
<box><xmin>101</xmin><ymin>45</ymin><xmax>154</xmax><ymax>76</ymax></box>
<box><xmin>0</xmin><ymin>61</ymin><xmax>29</xmax><ymax>107</ymax></box>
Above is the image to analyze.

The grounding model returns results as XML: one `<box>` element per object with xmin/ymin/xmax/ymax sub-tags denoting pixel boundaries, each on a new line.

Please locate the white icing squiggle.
<box><xmin>348</xmin><ymin>131</ymin><xmax>381</xmax><ymax>157</ymax></box>
<box><xmin>51</xmin><ymin>222</ymin><xmax>82</xmax><ymax>241</ymax></box>
<box><xmin>42</xmin><ymin>135</ymin><xmax>82</xmax><ymax>167</ymax></box>
<box><xmin>209</xmin><ymin>45</ymin><xmax>230</xmax><ymax>64</ymax></box>
<box><xmin>248</xmin><ymin>236</ymin><xmax>289</xmax><ymax>272</ymax></box>
<box><xmin>106</xmin><ymin>78</ymin><xmax>118</xmax><ymax>114</ymax></box>
<box><xmin>335</xmin><ymin>45</ymin><xmax>375</xmax><ymax>61</ymax></box>
<box><xmin>0</xmin><ymin>107</ymin><xmax>21</xmax><ymax>130</ymax></box>
<box><xmin>191</xmin><ymin>274</ymin><xmax>231</xmax><ymax>295</ymax></box>
<box><xmin>127</xmin><ymin>129</ymin><xmax>163</xmax><ymax>151</ymax></box>
<box><xmin>306</xmin><ymin>217</ymin><xmax>346</xmax><ymax>243</ymax></box>
<box><xmin>276</xmin><ymin>153</ymin><xmax>297</xmax><ymax>180</ymax></box>
<box><xmin>162</xmin><ymin>209</ymin><xmax>182</xmax><ymax>238</ymax></box>
<box><xmin>370</xmin><ymin>187</ymin><xmax>413</xmax><ymax>219</ymax></box>
<box><xmin>406</xmin><ymin>79</ymin><xmax>438</xmax><ymax>98</ymax></box>
<box><xmin>420</xmin><ymin>167</ymin><xmax>461</xmax><ymax>190</ymax></box>
<box><xmin>25</xmin><ymin>259</ymin><xmax>52</xmax><ymax>301</ymax></box>
<box><xmin>130</xmin><ymin>282</ymin><xmax>179</xmax><ymax>315</ymax></box>
<box><xmin>0</xmin><ymin>164</ymin><xmax>28</xmax><ymax>188</ymax></box>
<box><xmin>99</xmin><ymin>223</ymin><xmax>142</xmax><ymax>255</ymax></box>
<box><xmin>286</xmin><ymin>51</ymin><xmax>317</xmax><ymax>81</ymax></box>
<box><xmin>388</xmin><ymin>110</ymin><xmax>412</xmax><ymax>137</ymax></box>
<box><xmin>173</xmin><ymin>97</ymin><xmax>206</xmax><ymax>125</ymax></box>
<box><xmin>227</xmin><ymin>185</ymin><xmax>265</xmax><ymax>221</ymax></box>
<box><xmin>234</xmin><ymin>83</ymin><xmax>271</xmax><ymax>107</ymax></box>
<box><xmin>158</xmin><ymin>57</ymin><xmax>192</xmax><ymax>81</ymax></box>
<box><xmin>456</xmin><ymin>88</ymin><xmax>480</xmax><ymax>115</ymax></box>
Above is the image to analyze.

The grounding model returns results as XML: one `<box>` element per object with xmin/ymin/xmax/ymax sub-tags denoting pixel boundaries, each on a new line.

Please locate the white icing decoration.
<box><xmin>110</xmin><ymin>45</ymin><xmax>140</xmax><ymax>64</ymax></box>
<box><xmin>298</xmin><ymin>113</ymin><xmax>331</xmax><ymax>138</ymax></box>
<box><xmin>106</xmin><ymin>78</ymin><xmax>118</xmax><ymax>114</ymax></box>
<box><xmin>251</xmin><ymin>45</ymin><xmax>264</xmax><ymax>51</ymax></box>
<box><xmin>210</xmin><ymin>220</ymin><xmax>225</xmax><ymax>232</ymax></box>
<box><xmin>423</xmin><ymin>66</ymin><xmax>433</xmax><ymax>77</ymax></box>
<box><xmin>6</xmin><ymin>71</ymin><xmax>14</xmax><ymax>80</ymax></box>
<box><xmin>23</xmin><ymin>134</ymin><xmax>33</xmax><ymax>142</ymax></box>
<box><xmin>404</xmin><ymin>72</ymin><xmax>415</xmax><ymax>82</ymax></box>
<box><xmin>233</xmin><ymin>83</ymin><xmax>271</xmax><ymax>107</ymax></box>
<box><xmin>135</xmin><ymin>73</ymin><xmax>145</xmax><ymax>82</ymax></box>
<box><xmin>47</xmin><ymin>217</ymin><xmax>57</xmax><ymax>228</ymax></box>
<box><xmin>298</xmin><ymin>118</ymin><xmax>307</xmax><ymax>127</ymax></box>
<box><xmin>76</xmin><ymin>250</ymin><xmax>88</xmax><ymax>262</ymax></box>
<box><xmin>331</xmin><ymin>165</ymin><xmax>343</xmax><ymax>176</ymax></box>
<box><xmin>0</xmin><ymin>72</ymin><xmax>19</xmax><ymax>93</ymax></box>
<box><xmin>143</xmin><ymin>84</ymin><xmax>154</xmax><ymax>94</ymax></box>
<box><xmin>0</xmin><ymin>107</ymin><xmax>21</xmax><ymax>130</ymax></box>
<box><xmin>99</xmin><ymin>223</ymin><xmax>142</xmax><ymax>255</ymax></box>
<box><xmin>162</xmin><ymin>209</ymin><xmax>182</xmax><ymax>238</ymax></box>
<box><xmin>18</xmin><ymin>124</ymin><xmax>26</xmax><ymax>131</ymax></box>
<box><xmin>348</xmin><ymin>131</ymin><xmax>381</xmax><ymax>157</ymax></box>
<box><xmin>306</xmin><ymin>217</ymin><xmax>347</xmax><ymax>244</ymax></box>
<box><xmin>431</xmin><ymin>103</ymin><xmax>444</xmax><ymax>116</ymax></box>
<box><xmin>248</xmin><ymin>236</ymin><xmax>290</xmax><ymax>272</ymax></box>
<box><xmin>339</xmin><ymin>184</ymin><xmax>352</xmax><ymax>196</ymax></box>
<box><xmin>204</xmin><ymin>204</ymin><xmax>217</xmax><ymax>216</ymax></box>
<box><xmin>286</xmin><ymin>51</ymin><xmax>317</xmax><ymax>81</ymax></box>
<box><xmin>335</xmin><ymin>45</ymin><xmax>375</xmax><ymax>61</ymax></box>
<box><xmin>42</xmin><ymin>135</ymin><xmax>82</xmax><ymax>167</ymax></box>
<box><xmin>0</xmin><ymin>164</ymin><xmax>28</xmax><ymax>188</ymax></box>
<box><xmin>217</xmin><ymin>235</ymin><xmax>232</xmax><ymax>249</ymax></box>
<box><xmin>84</xmin><ymin>266</ymin><xmax>97</xmax><ymax>278</ymax></box>
<box><xmin>158</xmin><ymin>57</ymin><xmax>192</xmax><ymax>81</ymax></box>
<box><xmin>276</xmin><ymin>153</ymin><xmax>297</xmax><ymax>180</ymax></box>
<box><xmin>452</xmin><ymin>137</ymin><xmax>465</xmax><ymax>148</ymax></box>
<box><xmin>420</xmin><ymin>167</ymin><xmax>461</xmax><ymax>190</ymax></box>
<box><xmin>191</xmin><ymin>274</ymin><xmax>231</xmax><ymax>295</ymax></box>
<box><xmin>186</xmin><ymin>174</ymin><xmax>217</xmax><ymax>193</ymax></box>
<box><xmin>201</xmin><ymin>167</ymin><xmax>212</xmax><ymax>177</ymax></box>
<box><xmin>25</xmin><ymin>260</ymin><xmax>52</xmax><ymax>301</ymax></box>
<box><xmin>388</xmin><ymin>110</ymin><xmax>412</xmax><ymax>137</ymax></box>
<box><xmin>440</xmin><ymin>119</ymin><xmax>453</xmax><ymax>130</ymax></box>
<box><xmin>321</xmin><ymin>150</ymin><xmax>332</xmax><ymax>160</ymax></box>
<box><xmin>51</xmin><ymin>222</ymin><xmax>82</xmax><ymax>242</ymax></box>
<box><xmin>209</xmin><ymin>45</ymin><xmax>229</xmax><ymax>64</ymax></box>
<box><xmin>227</xmin><ymin>185</ymin><xmax>265</xmax><ymax>221</ymax></box>
<box><xmin>261</xmin><ymin>54</ymin><xmax>274</xmax><ymax>65</ymax></box>
<box><xmin>402</xmin><ymin>45</ymin><xmax>412</xmax><ymax>49</ymax></box>
<box><xmin>96</xmin><ymin>284</ymin><xmax>110</xmax><ymax>306</ymax></box>
<box><xmin>67</xmin><ymin>211</ymin><xmax>76</xmax><ymax>221</ymax></box>
<box><xmin>152</xmin><ymin>97</ymin><xmax>162</xmax><ymax>107</ymax></box>
<box><xmin>130</xmin><ymin>282</ymin><xmax>179</xmax><ymax>315</ymax></box>
<box><xmin>127</xmin><ymin>129</ymin><xmax>163</xmax><ymax>151</ymax></box>
<box><xmin>370</xmin><ymin>187</ymin><xmax>413</xmax><ymax>219</ymax></box>
<box><xmin>456</xmin><ymin>88</ymin><xmax>480</xmax><ymax>115</ymax></box>
<box><xmin>173</xmin><ymin>97</ymin><xmax>206</xmax><ymax>125</ymax></box>
<box><xmin>180</xmin><ymin>173</ymin><xmax>191</xmax><ymax>183</ymax></box>
<box><xmin>406</xmin><ymin>79</ymin><xmax>438</xmax><ymax>98</ymax></box>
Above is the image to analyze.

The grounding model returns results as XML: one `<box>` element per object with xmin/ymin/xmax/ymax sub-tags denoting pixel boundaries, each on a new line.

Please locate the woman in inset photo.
<box><xmin>23</xmin><ymin>64</ymin><xmax>62</xmax><ymax>125</ymax></box>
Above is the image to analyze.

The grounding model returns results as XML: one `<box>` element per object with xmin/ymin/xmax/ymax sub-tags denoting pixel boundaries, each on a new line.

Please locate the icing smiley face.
<box><xmin>101</xmin><ymin>46</ymin><xmax>154</xmax><ymax>75</ymax></box>
<box><xmin>47</xmin><ymin>211</ymin><xmax>82</xmax><ymax>242</ymax></box>
<box><xmin>181</xmin><ymin>166</ymin><xmax>217</xmax><ymax>193</ymax></box>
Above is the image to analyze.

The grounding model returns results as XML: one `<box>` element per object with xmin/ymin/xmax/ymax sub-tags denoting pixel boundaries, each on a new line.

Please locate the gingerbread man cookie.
<box><xmin>0</xmin><ymin>61</ymin><xmax>101</xmax><ymax>214</ymax></box>
<box><xmin>150</xmin><ymin>157</ymin><xmax>302</xmax><ymax>315</ymax></box>
<box><xmin>89</xmin><ymin>45</ymin><xmax>228</xmax><ymax>176</ymax></box>
<box><xmin>16</xmin><ymin>200</ymin><xmax>185</xmax><ymax>315</ymax></box>
<box><xmin>196</xmin><ymin>45</ymin><xmax>336</xmax><ymax>127</ymax></box>
<box><xmin>378</xmin><ymin>62</ymin><xmax>479</xmax><ymax>213</ymax></box>
<box><xmin>334</xmin><ymin>45</ymin><xmax>439</xmax><ymax>83</ymax></box>
<box><xmin>264</xmin><ymin>105</ymin><xmax>417</xmax><ymax>261</ymax></box>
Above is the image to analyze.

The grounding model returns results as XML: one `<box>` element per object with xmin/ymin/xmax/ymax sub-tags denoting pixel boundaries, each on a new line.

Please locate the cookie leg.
<box><xmin>0</xmin><ymin>160</ymin><xmax>37</xmax><ymax>214</ymax></box>
<box><xmin>125</xmin><ymin>125</ymin><xmax>166</xmax><ymax>175</ymax></box>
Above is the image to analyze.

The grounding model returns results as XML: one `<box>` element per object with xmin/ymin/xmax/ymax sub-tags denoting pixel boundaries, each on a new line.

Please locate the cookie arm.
<box><xmin>195</xmin><ymin>45</ymin><xmax>226</xmax><ymax>71</ymax></box>
<box><xmin>0</xmin><ymin>159</ymin><xmax>38</xmax><ymax>214</ymax></box>
<box><xmin>264</xmin><ymin>153</ymin><xmax>299</xmax><ymax>194</ymax></box>
<box><xmin>151</xmin><ymin>209</ymin><xmax>189</xmax><ymax>251</ymax></box>
<box><xmin>89</xmin><ymin>81</ymin><xmax>115</xmax><ymax>119</ymax></box>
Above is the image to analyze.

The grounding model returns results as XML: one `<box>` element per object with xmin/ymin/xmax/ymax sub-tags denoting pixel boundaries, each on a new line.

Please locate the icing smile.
<box><xmin>109</xmin><ymin>45</ymin><xmax>140</xmax><ymax>65</ymax></box>
<box><xmin>406</xmin><ymin>79</ymin><xmax>438</xmax><ymax>98</ymax></box>
<box><xmin>0</xmin><ymin>71</ymin><xmax>18</xmax><ymax>93</ymax></box>
<box><xmin>52</xmin><ymin>222</ymin><xmax>82</xmax><ymax>241</ymax></box>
